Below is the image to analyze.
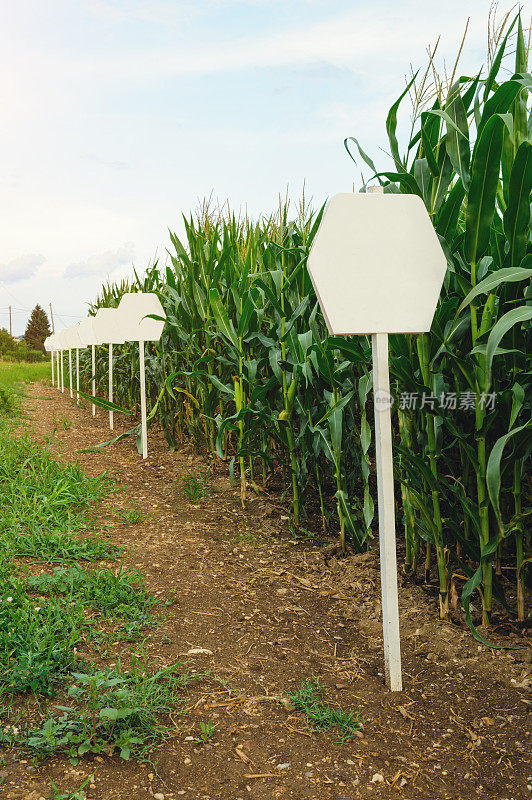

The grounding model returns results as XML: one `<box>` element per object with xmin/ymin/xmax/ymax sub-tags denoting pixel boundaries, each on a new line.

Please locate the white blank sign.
<box><xmin>307</xmin><ymin>192</ymin><xmax>447</xmax><ymax>335</ymax></box>
<box><xmin>92</xmin><ymin>308</ymin><xmax>126</xmax><ymax>345</ymax></box>
<box><xmin>117</xmin><ymin>293</ymin><xmax>165</xmax><ymax>342</ymax></box>
<box><xmin>77</xmin><ymin>317</ymin><xmax>99</xmax><ymax>347</ymax></box>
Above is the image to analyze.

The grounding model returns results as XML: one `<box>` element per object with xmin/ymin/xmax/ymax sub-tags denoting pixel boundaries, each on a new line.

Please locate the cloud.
<box><xmin>0</xmin><ymin>254</ymin><xmax>46</xmax><ymax>283</ymax></box>
<box><xmin>71</xmin><ymin>1</ymin><xmax>488</xmax><ymax>82</ymax></box>
<box><xmin>65</xmin><ymin>243</ymin><xmax>135</xmax><ymax>278</ymax></box>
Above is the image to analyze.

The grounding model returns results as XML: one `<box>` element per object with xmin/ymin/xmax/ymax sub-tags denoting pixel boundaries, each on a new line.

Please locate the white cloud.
<box><xmin>65</xmin><ymin>243</ymin><xmax>135</xmax><ymax>278</ymax></box>
<box><xmin>70</xmin><ymin>1</ymin><xmax>489</xmax><ymax>81</ymax></box>
<box><xmin>0</xmin><ymin>254</ymin><xmax>46</xmax><ymax>283</ymax></box>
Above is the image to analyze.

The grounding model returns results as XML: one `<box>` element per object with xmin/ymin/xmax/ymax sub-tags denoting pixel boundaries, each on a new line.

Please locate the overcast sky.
<box><xmin>1</xmin><ymin>0</ymin><xmax>499</xmax><ymax>334</ymax></box>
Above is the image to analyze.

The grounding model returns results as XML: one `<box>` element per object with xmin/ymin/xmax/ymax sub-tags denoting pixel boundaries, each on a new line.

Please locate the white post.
<box><xmin>139</xmin><ymin>340</ymin><xmax>147</xmax><ymax>459</ymax></box>
<box><xmin>372</xmin><ymin>332</ymin><xmax>402</xmax><ymax>691</ymax></box>
<box><xmin>76</xmin><ymin>349</ymin><xmax>80</xmax><ymax>405</ymax></box>
<box><xmin>91</xmin><ymin>345</ymin><xmax>96</xmax><ymax>417</ymax></box>
<box><xmin>109</xmin><ymin>343</ymin><xmax>114</xmax><ymax>430</ymax></box>
<box><xmin>51</xmin><ymin>352</ymin><xmax>54</xmax><ymax>386</ymax></box>
<box><xmin>68</xmin><ymin>349</ymin><xmax>73</xmax><ymax>399</ymax></box>
<box><xmin>60</xmin><ymin>351</ymin><xmax>64</xmax><ymax>393</ymax></box>
<box><xmin>56</xmin><ymin>351</ymin><xmax>60</xmax><ymax>389</ymax></box>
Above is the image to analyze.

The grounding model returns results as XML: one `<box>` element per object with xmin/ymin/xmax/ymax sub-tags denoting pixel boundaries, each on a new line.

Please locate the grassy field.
<box><xmin>0</xmin><ymin>363</ymin><xmax>199</xmax><ymax>780</ymax></box>
<box><xmin>0</xmin><ymin>360</ymin><xmax>50</xmax><ymax>414</ymax></box>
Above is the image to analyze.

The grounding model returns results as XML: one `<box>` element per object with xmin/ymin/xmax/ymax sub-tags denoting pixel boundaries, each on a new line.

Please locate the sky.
<box><xmin>0</xmin><ymin>0</ymin><xmax>504</xmax><ymax>334</ymax></box>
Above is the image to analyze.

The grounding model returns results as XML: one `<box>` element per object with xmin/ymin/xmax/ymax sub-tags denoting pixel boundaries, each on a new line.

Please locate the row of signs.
<box><xmin>43</xmin><ymin>293</ymin><xmax>165</xmax><ymax>352</ymax></box>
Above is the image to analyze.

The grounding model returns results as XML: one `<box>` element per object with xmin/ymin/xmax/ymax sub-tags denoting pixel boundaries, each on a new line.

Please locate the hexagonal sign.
<box><xmin>63</xmin><ymin>324</ymin><xmax>84</xmax><ymax>350</ymax></box>
<box><xmin>117</xmin><ymin>293</ymin><xmax>165</xmax><ymax>342</ymax></box>
<box><xmin>78</xmin><ymin>317</ymin><xmax>99</xmax><ymax>347</ymax></box>
<box><xmin>307</xmin><ymin>193</ymin><xmax>447</xmax><ymax>335</ymax></box>
<box><xmin>92</xmin><ymin>308</ymin><xmax>126</xmax><ymax>345</ymax></box>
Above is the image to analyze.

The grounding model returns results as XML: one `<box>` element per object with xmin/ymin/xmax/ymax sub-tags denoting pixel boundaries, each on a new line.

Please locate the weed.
<box><xmin>179</xmin><ymin>468</ymin><xmax>211</xmax><ymax>502</ymax></box>
<box><xmin>0</xmin><ymin>386</ymin><xmax>16</xmax><ymax>415</ymax></box>
<box><xmin>0</xmin><ymin>576</ymin><xmax>85</xmax><ymax>696</ymax></box>
<box><xmin>49</xmin><ymin>774</ymin><xmax>94</xmax><ymax>800</ymax></box>
<box><xmin>192</xmin><ymin>720</ymin><xmax>216</xmax><ymax>744</ymax></box>
<box><xmin>28</xmin><ymin>564</ymin><xmax>156</xmax><ymax>623</ymax></box>
<box><xmin>62</xmin><ymin>418</ymin><xmax>73</xmax><ymax>431</ymax></box>
<box><xmin>0</xmin><ymin>420</ymin><xmax>112</xmax><ymax>537</ymax></box>
<box><xmin>287</xmin><ymin>678</ymin><xmax>362</xmax><ymax>742</ymax></box>
<box><xmin>1</xmin><ymin>529</ymin><xmax>120</xmax><ymax>563</ymax></box>
<box><xmin>114</xmin><ymin>503</ymin><xmax>146</xmax><ymax>525</ymax></box>
<box><xmin>8</xmin><ymin>662</ymin><xmax>202</xmax><ymax>762</ymax></box>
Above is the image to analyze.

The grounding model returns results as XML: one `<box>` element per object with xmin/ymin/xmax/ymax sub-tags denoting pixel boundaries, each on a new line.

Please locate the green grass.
<box><xmin>0</xmin><ymin>361</ymin><xmax>50</xmax><ymax>414</ymax></box>
<box><xmin>27</xmin><ymin>564</ymin><xmax>157</xmax><ymax>623</ymax></box>
<box><xmin>1</xmin><ymin>529</ymin><xmax>120</xmax><ymax>563</ymax></box>
<box><xmin>0</xmin><ymin>356</ymin><xmax>200</xmax><ymax>766</ymax></box>
<box><xmin>0</xmin><ymin>422</ymin><xmax>112</xmax><ymax>537</ymax></box>
<box><xmin>287</xmin><ymin>678</ymin><xmax>362</xmax><ymax>742</ymax></box>
<box><xmin>179</xmin><ymin>468</ymin><xmax>212</xmax><ymax>502</ymax></box>
<box><xmin>2</xmin><ymin>661</ymin><xmax>201</xmax><ymax>762</ymax></box>
<box><xmin>0</xmin><ymin>567</ymin><xmax>86</xmax><ymax>697</ymax></box>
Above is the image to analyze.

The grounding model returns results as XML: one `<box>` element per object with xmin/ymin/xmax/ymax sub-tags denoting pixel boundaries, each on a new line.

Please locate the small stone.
<box><xmin>154</xmin><ymin>794</ymin><xmax>165</xmax><ymax>800</ymax></box>
<box><xmin>276</xmin><ymin>588</ymin><xmax>287</xmax><ymax>596</ymax></box>
<box><xmin>186</xmin><ymin>648</ymin><xmax>213</xmax><ymax>656</ymax></box>
<box><xmin>184</xmin><ymin>757</ymin><xmax>192</xmax><ymax>765</ymax></box>
<box><xmin>371</xmin><ymin>773</ymin><xmax>385</xmax><ymax>783</ymax></box>
<box><xmin>276</xmin><ymin>762</ymin><xmax>291</xmax><ymax>770</ymax></box>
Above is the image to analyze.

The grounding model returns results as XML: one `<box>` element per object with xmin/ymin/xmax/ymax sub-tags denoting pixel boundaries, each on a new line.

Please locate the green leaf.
<box><xmin>445</xmin><ymin>82</ymin><xmax>470</xmax><ymax>189</ymax></box>
<box><xmin>509</xmin><ymin>383</ymin><xmax>525</xmax><ymax>430</ymax></box>
<box><xmin>482</xmin><ymin>15</ymin><xmax>518</xmax><ymax>101</ymax></box>
<box><xmin>77</xmin><ymin>391</ymin><xmax>133</xmax><ymax>414</ymax></box>
<box><xmin>464</xmin><ymin>114</ymin><xmax>505</xmax><ymax>265</ymax></box>
<box><xmin>385</xmin><ymin>71</ymin><xmax>419</xmax><ymax>169</ymax></box>
<box><xmin>374</xmin><ymin>171</ymin><xmax>422</xmax><ymax>197</ymax></box>
<box><xmin>486</xmin><ymin>306</ymin><xmax>532</xmax><ymax>387</ymax></box>
<box><xmin>486</xmin><ymin>422</ymin><xmax>531</xmax><ymax>523</ymax></box>
<box><xmin>503</xmin><ymin>142</ymin><xmax>532</xmax><ymax>266</ymax></box>
<box><xmin>457</xmin><ymin>266</ymin><xmax>532</xmax><ymax>314</ymax></box>
<box><xmin>209</xmin><ymin>288</ymin><xmax>238</xmax><ymax>348</ymax></box>
<box><xmin>343</xmin><ymin>137</ymin><xmax>379</xmax><ymax>176</ymax></box>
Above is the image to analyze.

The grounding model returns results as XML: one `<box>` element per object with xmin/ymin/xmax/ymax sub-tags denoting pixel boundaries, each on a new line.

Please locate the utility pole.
<box><xmin>49</xmin><ymin>303</ymin><xmax>55</xmax><ymax>333</ymax></box>
<box><xmin>9</xmin><ymin>306</ymin><xmax>12</xmax><ymax>337</ymax></box>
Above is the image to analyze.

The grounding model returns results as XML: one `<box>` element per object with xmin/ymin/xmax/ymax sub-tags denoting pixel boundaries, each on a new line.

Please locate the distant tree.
<box><xmin>0</xmin><ymin>327</ymin><xmax>16</xmax><ymax>359</ymax></box>
<box><xmin>24</xmin><ymin>305</ymin><xmax>51</xmax><ymax>353</ymax></box>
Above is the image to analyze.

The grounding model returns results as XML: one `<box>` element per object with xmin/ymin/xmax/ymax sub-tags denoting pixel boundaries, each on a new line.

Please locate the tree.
<box><xmin>24</xmin><ymin>304</ymin><xmax>51</xmax><ymax>353</ymax></box>
<box><xmin>0</xmin><ymin>327</ymin><xmax>16</xmax><ymax>359</ymax></box>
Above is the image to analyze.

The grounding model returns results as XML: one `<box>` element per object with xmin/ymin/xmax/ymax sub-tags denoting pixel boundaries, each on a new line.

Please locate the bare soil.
<box><xmin>3</xmin><ymin>383</ymin><xmax>531</xmax><ymax>800</ymax></box>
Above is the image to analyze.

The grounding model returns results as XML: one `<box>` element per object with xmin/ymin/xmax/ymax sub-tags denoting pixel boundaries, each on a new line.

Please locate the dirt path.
<box><xmin>6</xmin><ymin>384</ymin><xmax>531</xmax><ymax>800</ymax></box>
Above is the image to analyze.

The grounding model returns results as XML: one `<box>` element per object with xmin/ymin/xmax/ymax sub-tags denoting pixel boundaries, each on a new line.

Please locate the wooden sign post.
<box><xmin>307</xmin><ymin>190</ymin><xmax>447</xmax><ymax>691</ymax></box>
<box><xmin>117</xmin><ymin>293</ymin><xmax>166</xmax><ymax>459</ymax></box>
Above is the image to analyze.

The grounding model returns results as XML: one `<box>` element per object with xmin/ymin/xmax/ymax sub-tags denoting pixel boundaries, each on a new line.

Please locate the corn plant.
<box><xmin>80</xmin><ymin>11</ymin><xmax>531</xmax><ymax>636</ymax></box>
<box><xmin>346</xmin><ymin>11</ymin><xmax>531</xmax><ymax>628</ymax></box>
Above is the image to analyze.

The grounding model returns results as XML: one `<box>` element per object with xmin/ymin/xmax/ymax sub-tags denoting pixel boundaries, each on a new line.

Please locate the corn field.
<box><xmin>79</xmin><ymin>15</ymin><xmax>531</xmax><ymax>636</ymax></box>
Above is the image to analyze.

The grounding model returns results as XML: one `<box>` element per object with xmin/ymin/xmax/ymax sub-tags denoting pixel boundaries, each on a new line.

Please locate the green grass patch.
<box><xmin>1</xmin><ymin>529</ymin><xmax>120</xmax><ymax>563</ymax></box>
<box><xmin>2</xmin><ymin>662</ymin><xmax>202</xmax><ymax>762</ymax></box>
<box><xmin>287</xmin><ymin>678</ymin><xmax>362</xmax><ymax>742</ymax></box>
<box><xmin>0</xmin><ymin>422</ymin><xmax>112</xmax><ymax>536</ymax></box>
<box><xmin>0</xmin><ymin>361</ymin><xmax>50</xmax><ymax>415</ymax></box>
<box><xmin>179</xmin><ymin>468</ymin><xmax>212</xmax><ymax>502</ymax></box>
<box><xmin>28</xmin><ymin>564</ymin><xmax>156</xmax><ymax>623</ymax></box>
<box><xmin>0</xmin><ymin>571</ymin><xmax>86</xmax><ymax>697</ymax></box>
